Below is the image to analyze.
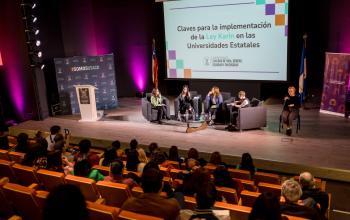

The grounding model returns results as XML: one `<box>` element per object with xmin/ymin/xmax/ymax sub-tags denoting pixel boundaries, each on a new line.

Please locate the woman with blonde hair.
<box><xmin>151</xmin><ymin>88</ymin><xmax>169</xmax><ymax>124</ymax></box>
<box><xmin>282</xmin><ymin>86</ymin><xmax>300</xmax><ymax>136</ymax></box>
<box><xmin>137</xmin><ymin>148</ymin><xmax>149</xmax><ymax>173</ymax></box>
<box><xmin>205</xmin><ymin>86</ymin><xmax>223</xmax><ymax>125</ymax></box>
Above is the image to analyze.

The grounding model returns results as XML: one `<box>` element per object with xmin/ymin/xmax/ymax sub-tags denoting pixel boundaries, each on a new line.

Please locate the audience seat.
<box><xmin>240</xmin><ymin>190</ymin><xmax>260</xmax><ymax>207</ymax></box>
<box><xmin>8</xmin><ymin>152</ymin><xmax>25</xmax><ymax>164</ymax></box>
<box><xmin>65</xmin><ymin>175</ymin><xmax>100</xmax><ymax>202</ymax></box>
<box><xmin>228</xmin><ymin>168</ymin><xmax>251</xmax><ymax>180</ymax></box>
<box><xmin>2</xmin><ymin>182</ymin><xmax>42</xmax><ymax>220</ymax></box>
<box><xmin>0</xmin><ymin>159</ymin><xmax>17</xmax><ymax>182</ymax></box>
<box><xmin>0</xmin><ymin>149</ymin><xmax>10</xmax><ymax>161</ymax></box>
<box><xmin>96</xmin><ymin>181</ymin><xmax>132</xmax><ymax>207</ymax></box>
<box><xmin>118</xmin><ymin>210</ymin><xmax>164</xmax><ymax>220</ymax></box>
<box><xmin>257</xmin><ymin>182</ymin><xmax>281</xmax><ymax>198</ymax></box>
<box><xmin>184</xmin><ymin>196</ymin><xmax>197</xmax><ymax>210</ymax></box>
<box><xmin>86</xmin><ymin>201</ymin><xmax>120</xmax><ymax>220</ymax></box>
<box><xmin>35</xmin><ymin>190</ymin><xmax>50</xmax><ymax>210</ymax></box>
<box><xmin>216</xmin><ymin>186</ymin><xmax>239</xmax><ymax>204</ymax></box>
<box><xmin>0</xmin><ymin>177</ymin><xmax>15</xmax><ymax>218</ymax></box>
<box><xmin>12</xmin><ymin>163</ymin><xmax>40</xmax><ymax>186</ymax></box>
<box><xmin>92</xmin><ymin>165</ymin><xmax>110</xmax><ymax>176</ymax></box>
<box><xmin>36</xmin><ymin>169</ymin><xmax>66</xmax><ymax>191</ymax></box>
<box><xmin>254</xmin><ymin>171</ymin><xmax>280</xmax><ymax>185</ymax></box>
<box><xmin>233</xmin><ymin>178</ymin><xmax>257</xmax><ymax>192</ymax></box>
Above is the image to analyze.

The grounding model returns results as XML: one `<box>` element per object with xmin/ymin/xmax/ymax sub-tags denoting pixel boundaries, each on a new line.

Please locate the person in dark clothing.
<box><xmin>15</xmin><ymin>132</ymin><xmax>30</xmax><ymax>153</ymax></box>
<box><xmin>126</xmin><ymin>139</ymin><xmax>140</xmax><ymax>171</ymax></box>
<box><xmin>178</xmin><ymin>85</ymin><xmax>194</xmax><ymax>119</ymax></box>
<box><xmin>237</xmin><ymin>152</ymin><xmax>256</xmax><ymax>178</ymax></box>
<box><xmin>249</xmin><ymin>192</ymin><xmax>287</xmax><ymax>220</ymax></box>
<box><xmin>282</xmin><ymin>86</ymin><xmax>301</xmax><ymax>136</ymax></box>
<box><xmin>213</xmin><ymin>165</ymin><xmax>243</xmax><ymax>196</ymax></box>
<box><xmin>299</xmin><ymin>172</ymin><xmax>329</xmax><ymax>216</ymax></box>
<box><xmin>189</xmin><ymin>182</ymin><xmax>219</xmax><ymax>220</ymax></box>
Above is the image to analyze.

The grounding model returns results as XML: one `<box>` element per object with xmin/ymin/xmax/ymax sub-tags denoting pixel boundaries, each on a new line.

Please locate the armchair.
<box><xmin>141</xmin><ymin>93</ymin><xmax>170</xmax><ymax>122</ymax></box>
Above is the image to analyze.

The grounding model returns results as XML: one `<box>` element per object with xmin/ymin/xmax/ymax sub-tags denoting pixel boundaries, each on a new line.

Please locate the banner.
<box><xmin>320</xmin><ymin>53</ymin><xmax>350</xmax><ymax>116</ymax></box>
<box><xmin>54</xmin><ymin>54</ymin><xmax>117</xmax><ymax>115</ymax></box>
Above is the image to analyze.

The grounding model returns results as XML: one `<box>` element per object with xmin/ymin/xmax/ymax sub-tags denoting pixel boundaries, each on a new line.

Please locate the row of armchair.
<box><xmin>141</xmin><ymin>91</ymin><xmax>267</xmax><ymax>131</ymax></box>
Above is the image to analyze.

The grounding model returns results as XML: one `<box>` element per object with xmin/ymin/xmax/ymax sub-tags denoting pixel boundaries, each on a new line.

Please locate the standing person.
<box><xmin>178</xmin><ymin>85</ymin><xmax>194</xmax><ymax>119</ymax></box>
<box><xmin>45</xmin><ymin>125</ymin><xmax>61</xmax><ymax>152</ymax></box>
<box><xmin>205</xmin><ymin>86</ymin><xmax>223</xmax><ymax>125</ymax></box>
<box><xmin>227</xmin><ymin>91</ymin><xmax>250</xmax><ymax>128</ymax></box>
<box><xmin>282</xmin><ymin>86</ymin><xmax>300</xmax><ymax>136</ymax></box>
<box><xmin>151</xmin><ymin>88</ymin><xmax>170</xmax><ymax>124</ymax></box>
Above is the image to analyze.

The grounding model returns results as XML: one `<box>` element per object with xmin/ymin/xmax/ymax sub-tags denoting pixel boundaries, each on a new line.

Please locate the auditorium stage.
<box><xmin>9</xmin><ymin>98</ymin><xmax>350</xmax><ymax>182</ymax></box>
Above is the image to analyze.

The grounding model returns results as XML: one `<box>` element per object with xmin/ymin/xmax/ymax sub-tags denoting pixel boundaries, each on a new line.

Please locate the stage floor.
<box><xmin>10</xmin><ymin>98</ymin><xmax>350</xmax><ymax>181</ymax></box>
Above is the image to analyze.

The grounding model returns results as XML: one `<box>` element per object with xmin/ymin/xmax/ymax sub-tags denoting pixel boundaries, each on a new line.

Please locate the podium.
<box><xmin>74</xmin><ymin>85</ymin><xmax>103</xmax><ymax>122</ymax></box>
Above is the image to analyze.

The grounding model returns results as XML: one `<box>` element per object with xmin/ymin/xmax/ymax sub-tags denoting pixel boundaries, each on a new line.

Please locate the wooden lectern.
<box><xmin>74</xmin><ymin>85</ymin><xmax>102</xmax><ymax>122</ymax></box>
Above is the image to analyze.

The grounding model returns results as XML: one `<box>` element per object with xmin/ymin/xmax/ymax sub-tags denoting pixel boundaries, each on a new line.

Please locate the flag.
<box><xmin>152</xmin><ymin>38</ymin><xmax>159</xmax><ymax>89</ymax></box>
<box><xmin>298</xmin><ymin>35</ymin><xmax>307</xmax><ymax>103</ymax></box>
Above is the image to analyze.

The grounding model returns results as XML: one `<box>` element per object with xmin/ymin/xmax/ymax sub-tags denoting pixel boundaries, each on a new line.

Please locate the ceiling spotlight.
<box><xmin>37</xmin><ymin>51</ymin><xmax>42</xmax><ymax>58</ymax></box>
<box><xmin>35</xmin><ymin>29</ymin><xmax>39</xmax><ymax>35</ymax></box>
<box><xmin>32</xmin><ymin>3</ymin><xmax>36</xmax><ymax>9</ymax></box>
<box><xmin>35</xmin><ymin>40</ymin><xmax>41</xmax><ymax>47</ymax></box>
<box><xmin>41</xmin><ymin>64</ymin><xmax>45</xmax><ymax>70</ymax></box>
<box><xmin>32</xmin><ymin>16</ymin><xmax>37</xmax><ymax>23</ymax></box>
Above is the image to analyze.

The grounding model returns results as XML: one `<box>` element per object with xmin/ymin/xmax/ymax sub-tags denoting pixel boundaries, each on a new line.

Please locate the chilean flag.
<box><xmin>152</xmin><ymin>38</ymin><xmax>158</xmax><ymax>88</ymax></box>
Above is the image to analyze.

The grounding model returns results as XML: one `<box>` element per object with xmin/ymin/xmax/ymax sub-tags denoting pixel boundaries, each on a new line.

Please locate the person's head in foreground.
<box><xmin>43</xmin><ymin>184</ymin><xmax>88</xmax><ymax>220</ymax></box>
<box><xmin>195</xmin><ymin>182</ymin><xmax>217</xmax><ymax>210</ymax></box>
<box><xmin>141</xmin><ymin>168</ymin><xmax>164</xmax><ymax>193</ymax></box>
<box><xmin>281</xmin><ymin>179</ymin><xmax>302</xmax><ymax>203</ymax></box>
<box><xmin>249</xmin><ymin>191</ymin><xmax>284</xmax><ymax>220</ymax></box>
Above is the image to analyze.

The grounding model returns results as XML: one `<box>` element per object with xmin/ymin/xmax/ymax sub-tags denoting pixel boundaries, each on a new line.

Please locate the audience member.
<box><xmin>43</xmin><ymin>184</ymin><xmax>88</xmax><ymax>220</ymax></box>
<box><xmin>0</xmin><ymin>133</ymin><xmax>9</xmax><ymax>150</ymax></box>
<box><xmin>112</xmin><ymin>140</ymin><xmax>124</xmax><ymax>158</ymax></box>
<box><xmin>104</xmin><ymin>160</ymin><xmax>138</xmax><ymax>188</ymax></box>
<box><xmin>237</xmin><ymin>153</ymin><xmax>256</xmax><ymax>178</ymax></box>
<box><xmin>45</xmin><ymin>125</ymin><xmax>61</xmax><ymax>152</ymax></box>
<box><xmin>147</xmin><ymin>142</ymin><xmax>159</xmax><ymax>159</ymax></box>
<box><xmin>74</xmin><ymin>139</ymin><xmax>100</xmax><ymax>166</ymax></box>
<box><xmin>22</xmin><ymin>142</ymin><xmax>48</xmax><ymax>169</ymax></box>
<box><xmin>187</xmin><ymin>148</ymin><xmax>199</xmax><ymax>160</ymax></box>
<box><xmin>189</xmin><ymin>182</ymin><xmax>220</xmax><ymax>220</ymax></box>
<box><xmin>122</xmin><ymin>168</ymin><xmax>180</xmax><ymax>220</ymax></box>
<box><xmin>249</xmin><ymin>192</ymin><xmax>287</xmax><ymax>220</ymax></box>
<box><xmin>125</xmin><ymin>139</ymin><xmax>140</xmax><ymax>171</ymax></box>
<box><xmin>299</xmin><ymin>172</ymin><xmax>329</xmax><ymax>216</ymax></box>
<box><xmin>15</xmin><ymin>132</ymin><xmax>29</xmax><ymax>153</ymax></box>
<box><xmin>137</xmin><ymin>148</ymin><xmax>148</xmax><ymax>172</ymax></box>
<box><xmin>280</xmin><ymin>180</ymin><xmax>323</xmax><ymax>220</ymax></box>
<box><xmin>213</xmin><ymin>165</ymin><xmax>243</xmax><ymax>196</ymax></box>
<box><xmin>209</xmin><ymin>151</ymin><xmax>222</xmax><ymax>166</ymax></box>
<box><xmin>99</xmin><ymin>146</ymin><xmax>118</xmax><ymax>167</ymax></box>
<box><xmin>179</xmin><ymin>168</ymin><xmax>211</xmax><ymax>196</ymax></box>
<box><xmin>168</xmin><ymin>145</ymin><xmax>181</xmax><ymax>162</ymax></box>
<box><xmin>74</xmin><ymin>159</ymin><xmax>105</xmax><ymax>182</ymax></box>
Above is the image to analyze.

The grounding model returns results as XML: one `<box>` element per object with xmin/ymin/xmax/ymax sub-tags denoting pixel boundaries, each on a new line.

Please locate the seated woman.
<box><xmin>205</xmin><ymin>86</ymin><xmax>223</xmax><ymax>125</ymax></box>
<box><xmin>282</xmin><ymin>86</ymin><xmax>300</xmax><ymax>136</ymax></box>
<box><xmin>227</xmin><ymin>90</ymin><xmax>250</xmax><ymax>128</ymax></box>
<box><xmin>177</xmin><ymin>85</ymin><xmax>194</xmax><ymax>120</ymax></box>
<box><xmin>151</xmin><ymin>88</ymin><xmax>170</xmax><ymax>124</ymax></box>
<box><xmin>74</xmin><ymin>159</ymin><xmax>105</xmax><ymax>182</ymax></box>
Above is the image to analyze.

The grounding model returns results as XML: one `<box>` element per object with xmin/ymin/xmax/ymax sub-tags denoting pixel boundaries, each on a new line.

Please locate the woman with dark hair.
<box><xmin>249</xmin><ymin>192</ymin><xmax>287</xmax><ymax>220</ymax></box>
<box><xmin>112</xmin><ymin>140</ymin><xmax>124</xmax><ymax>158</ymax></box>
<box><xmin>43</xmin><ymin>184</ymin><xmax>88</xmax><ymax>220</ymax></box>
<box><xmin>147</xmin><ymin>142</ymin><xmax>159</xmax><ymax>159</ymax></box>
<box><xmin>187</xmin><ymin>148</ymin><xmax>199</xmax><ymax>160</ymax></box>
<box><xmin>74</xmin><ymin>159</ymin><xmax>105</xmax><ymax>182</ymax></box>
<box><xmin>22</xmin><ymin>141</ymin><xmax>48</xmax><ymax>169</ymax></box>
<box><xmin>15</xmin><ymin>132</ymin><xmax>30</xmax><ymax>153</ymax></box>
<box><xmin>168</xmin><ymin>146</ymin><xmax>180</xmax><ymax>162</ymax></box>
<box><xmin>104</xmin><ymin>160</ymin><xmax>138</xmax><ymax>188</ymax></box>
<box><xmin>213</xmin><ymin>165</ymin><xmax>243</xmax><ymax>196</ymax></box>
<box><xmin>74</xmin><ymin>139</ymin><xmax>100</xmax><ymax>166</ymax></box>
<box><xmin>151</xmin><ymin>88</ymin><xmax>170</xmax><ymax>124</ymax></box>
<box><xmin>178</xmin><ymin>167</ymin><xmax>211</xmax><ymax>196</ymax></box>
<box><xmin>178</xmin><ymin>85</ymin><xmax>194</xmax><ymax>120</ymax></box>
<box><xmin>126</xmin><ymin>139</ymin><xmax>140</xmax><ymax>171</ymax></box>
<box><xmin>237</xmin><ymin>152</ymin><xmax>257</xmax><ymax>177</ymax></box>
<box><xmin>209</xmin><ymin>151</ymin><xmax>222</xmax><ymax>166</ymax></box>
<box><xmin>100</xmin><ymin>146</ymin><xmax>118</xmax><ymax>167</ymax></box>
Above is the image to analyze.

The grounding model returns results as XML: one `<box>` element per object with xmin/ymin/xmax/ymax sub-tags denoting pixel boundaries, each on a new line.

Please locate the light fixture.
<box><xmin>35</xmin><ymin>40</ymin><xmax>41</xmax><ymax>47</ymax></box>
<box><xmin>32</xmin><ymin>3</ymin><xmax>36</xmax><ymax>9</ymax></box>
<box><xmin>35</xmin><ymin>29</ymin><xmax>39</xmax><ymax>35</ymax></box>
<box><xmin>40</xmin><ymin>64</ymin><xmax>45</xmax><ymax>70</ymax></box>
<box><xmin>37</xmin><ymin>51</ymin><xmax>42</xmax><ymax>58</ymax></box>
<box><xmin>32</xmin><ymin>16</ymin><xmax>37</xmax><ymax>23</ymax></box>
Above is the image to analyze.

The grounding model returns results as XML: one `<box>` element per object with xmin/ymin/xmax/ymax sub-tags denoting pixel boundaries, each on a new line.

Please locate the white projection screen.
<box><xmin>163</xmin><ymin>0</ymin><xmax>289</xmax><ymax>81</ymax></box>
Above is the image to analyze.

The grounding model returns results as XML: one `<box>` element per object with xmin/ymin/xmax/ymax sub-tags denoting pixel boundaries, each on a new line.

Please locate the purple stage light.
<box><xmin>129</xmin><ymin>45</ymin><xmax>148</xmax><ymax>92</ymax></box>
